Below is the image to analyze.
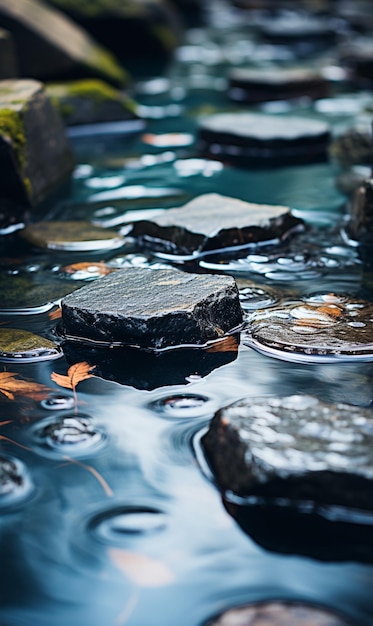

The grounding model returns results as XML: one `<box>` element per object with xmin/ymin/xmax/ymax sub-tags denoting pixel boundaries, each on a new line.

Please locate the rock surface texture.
<box><xmin>202</xmin><ymin>394</ymin><xmax>373</xmax><ymax>510</ymax></box>
<box><xmin>61</xmin><ymin>267</ymin><xmax>243</xmax><ymax>349</ymax></box>
<box><xmin>0</xmin><ymin>79</ymin><xmax>74</xmax><ymax>207</ymax></box>
<box><xmin>130</xmin><ymin>193</ymin><xmax>304</xmax><ymax>257</ymax></box>
<box><xmin>0</xmin><ymin>0</ymin><xmax>127</xmax><ymax>86</ymax></box>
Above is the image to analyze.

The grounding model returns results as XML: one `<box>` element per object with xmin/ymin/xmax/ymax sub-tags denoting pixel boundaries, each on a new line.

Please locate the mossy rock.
<box><xmin>20</xmin><ymin>220</ymin><xmax>125</xmax><ymax>251</ymax></box>
<box><xmin>0</xmin><ymin>79</ymin><xmax>74</xmax><ymax>207</ymax></box>
<box><xmin>46</xmin><ymin>79</ymin><xmax>138</xmax><ymax>125</ymax></box>
<box><xmin>0</xmin><ymin>273</ymin><xmax>85</xmax><ymax>311</ymax></box>
<box><xmin>0</xmin><ymin>0</ymin><xmax>128</xmax><ymax>87</ymax></box>
<box><xmin>0</xmin><ymin>328</ymin><xmax>62</xmax><ymax>362</ymax></box>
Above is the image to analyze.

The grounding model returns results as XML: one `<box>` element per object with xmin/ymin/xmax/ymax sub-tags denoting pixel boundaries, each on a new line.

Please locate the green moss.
<box><xmin>87</xmin><ymin>46</ymin><xmax>129</xmax><ymax>87</ymax></box>
<box><xmin>66</xmin><ymin>79</ymin><xmax>122</xmax><ymax>102</ymax></box>
<box><xmin>0</xmin><ymin>108</ymin><xmax>26</xmax><ymax>168</ymax></box>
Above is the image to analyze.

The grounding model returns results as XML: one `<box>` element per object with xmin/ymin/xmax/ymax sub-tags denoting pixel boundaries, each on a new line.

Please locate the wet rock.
<box><xmin>330</xmin><ymin>128</ymin><xmax>372</xmax><ymax>167</ymax></box>
<box><xmin>257</xmin><ymin>14</ymin><xmax>340</xmax><ymax>54</ymax></box>
<box><xmin>130</xmin><ymin>193</ymin><xmax>304</xmax><ymax>257</ymax></box>
<box><xmin>0</xmin><ymin>328</ymin><xmax>62</xmax><ymax>361</ymax></box>
<box><xmin>0</xmin><ymin>29</ymin><xmax>18</xmax><ymax>79</ymax></box>
<box><xmin>228</xmin><ymin>67</ymin><xmax>329</xmax><ymax>104</ymax></box>
<box><xmin>347</xmin><ymin>176</ymin><xmax>373</xmax><ymax>244</ymax></box>
<box><xmin>0</xmin><ymin>271</ymin><xmax>85</xmax><ymax>312</ymax></box>
<box><xmin>198</xmin><ymin>113</ymin><xmax>330</xmax><ymax>168</ymax></box>
<box><xmin>61</xmin><ymin>267</ymin><xmax>243</xmax><ymax>349</ymax></box>
<box><xmin>44</xmin><ymin>0</ymin><xmax>181</xmax><ymax>70</ymax></box>
<box><xmin>206</xmin><ymin>601</ymin><xmax>353</xmax><ymax>626</ymax></box>
<box><xmin>46</xmin><ymin>79</ymin><xmax>138</xmax><ymax>126</ymax></box>
<box><xmin>0</xmin><ymin>79</ymin><xmax>74</xmax><ymax>207</ymax></box>
<box><xmin>0</xmin><ymin>0</ymin><xmax>127</xmax><ymax>87</ymax></box>
<box><xmin>201</xmin><ymin>394</ymin><xmax>373</xmax><ymax>510</ymax></box>
<box><xmin>20</xmin><ymin>220</ymin><xmax>125</xmax><ymax>252</ymax></box>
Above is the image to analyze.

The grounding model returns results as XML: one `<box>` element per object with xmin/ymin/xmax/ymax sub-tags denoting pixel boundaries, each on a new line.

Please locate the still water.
<box><xmin>1</xmin><ymin>3</ymin><xmax>373</xmax><ymax>625</ymax></box>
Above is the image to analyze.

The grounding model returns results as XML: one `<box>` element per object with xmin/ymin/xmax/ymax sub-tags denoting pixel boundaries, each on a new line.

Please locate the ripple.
<box><xmin>40</xmin><ymin>394</ymin><xmax>75</xmax><ymax>411</ymax></box>
<box><xmin>0</xmin><ymin>455</ymin><xmax>34</xmax><ymax>509</ymax></box>
<box><xmin>238</xmin><ymin>286</ymin><xmax>277</xmax><ymax>311</ymax></box>
<box><xmin>30</xmin><ymin>414</ymin><xmax>105</xmax><ymax>458</ymax></box>
<box><xmin>149</xmin><ymin>393</ymin><xmax>214</xmax><ymax>419</ymax></box>
<box><xmin>88</xmin><ymin>506</ymin><xmax>168</xmax><ymax>544</ymax></box>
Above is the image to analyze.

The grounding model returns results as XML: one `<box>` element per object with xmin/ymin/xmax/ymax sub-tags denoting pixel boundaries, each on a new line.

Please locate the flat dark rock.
<box><xmin>201</xmin><ymin>394</ymin><xmax>373</xmax><ymax>510</ymax></box>
<box><xmin>0</xmin><ymin>0</ymin><xmax>127</xmax><ymax>87</ymax></box>
<box><xmin>0</xmin><ymin>328</ymin><xmax>61</xmax><ymax>361</ymax></box>
<box><xmin>130</xmin><ymin>193</ymin><xmax>304</xmax><ymax>257</ymax></box>
<box><xmin>0</xmin><ymin>272</ymin><xmax>85</xmax><ymax>312</ymax></box>
<box><xmin>61</xmin><ymin>267</ymin><xmax>243</xmax><ymax>349</ymax></box>
<box><xmin>20</xmin><ymin>220</ymin><xmax>125</xmax><ymax>251</ymax></box>
<box><xmin>0</xmin><ymin>79</ymin><xmax>74</xmax><ymax>207</ymax></box>
<box><xmin>0</xmin><ymin>28</ymin><xmax>18</xmax><ymax>79</ymax></box>
<box><xmin>228</xmin><ymin>67</ymin><xmax>329</xmax><ymax>104</ymax></box>
<box><xmin>207</xmin><ymin>601</ymin><xmax>352</xmax><ymax>626</ymax></box>
<box><xmin>198</xmin><ymin>113</ymin><xmax>330</xmax><ymax>167</ymax></box>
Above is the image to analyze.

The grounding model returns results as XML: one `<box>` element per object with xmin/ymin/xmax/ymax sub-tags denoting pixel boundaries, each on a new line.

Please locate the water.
<box><xmin>1</xmin><ymin>2</ymin><xmax>373</xmax><ymax>625</ymax></box>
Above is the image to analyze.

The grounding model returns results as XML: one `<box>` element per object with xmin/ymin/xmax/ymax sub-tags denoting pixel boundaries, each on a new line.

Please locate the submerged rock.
<box><xmin>0</xmin><ymin>328</ymin><xmax>61</xmax><ymax>361</ymax></box>
<box><xmin>207</xmin><ymin>601</ymin><xmax>353</xmax><ymax>626</ymax></box>
<box><xmin>46</xmin><ymin>79</ymin><xmax>138</xmax><ymax>126</ymax></box>
<box><xmin>0</xmin><ymin>271</ymin><xmax>85</xmax><ymax>312</ymax></box>
<box><xmin>0</xmin><ymin>28</ymin><xmax>18</xmax><ymax>79</ymax></box>
<box><xmin>201</xmin><ymin>394</ymin><xmax>373</xmax><ymax>510</ymax></box>
<box><xmin>0</xmin><ymin>0</ymin><xmax>127</xmax><ymax>87</ymax></box>
<box><xmin>198</xmin><ymin>113</ymin><xmax>330</xmax><ymax>168</ymax></box>
<box><xmin>130</xmin><ymin>193</ymin><xmax>304</xmax><ymax>258</ymax></box>
<box><xmin>61</xmin><ymin>267</ymin><xmax>243</xmax><ymax>349</ymax></box>
<box><xmin>20</xmin><ymin>220</ymin><xmax>125</xmax><ymax>251</ymax></box>
<box><xmin>0</xmin><ymin>79</ymin><xmax>74</xmax><ymax>207</ymax></box>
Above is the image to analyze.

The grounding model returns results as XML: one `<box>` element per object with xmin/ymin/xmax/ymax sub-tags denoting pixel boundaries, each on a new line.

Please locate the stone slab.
<box><xmin>202</xmin><ymin>394</ymin><xmax>373</xmax><ymax>510</ymax></box>
<box><xmin>61</xmin><ymin>267</ymin><xmax>243</xmax><ymax>349</ymax></box>
<box><xmin>0</xmin><ymin>79</ymin><xmax>74</xmax><ymax>207</ymax></box>
<box><xmin>130</xmin><ymin>193</ymin><xmax>304</xmax><ymax>257</ymax></box>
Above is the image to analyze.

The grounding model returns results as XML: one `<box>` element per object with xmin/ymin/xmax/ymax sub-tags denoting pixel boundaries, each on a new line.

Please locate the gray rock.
<box><xmin>0</xmin><ymin>79</ymin><xmax>74</xmax><ymax>207</ymax></box>
<box><xmin>0</xmin><ymin>0</ymin><xmax>127</xmax><ymax>87</ymax></box>
<box><xmin>201</xmin><ymin>394</ymin><xmax>373</xmax><ymax>510</ymax></box>
<box><xmin>130</xmin><ymin>193</ymin><xmax>304</xmax><ymax>257</ymax></box>
<box><xmin>0</xmin><ymin>29</ymin><xmax>18</xmax><ymax>79</ymax></box>
<box><xmin>198</xmin><ymin>113</ymin><xmax>330</xmax><ymax>167</ymax></box>
<box><xmin>61</xmin><ymin>267</ymin><xmax>243</xmax><ymax>349</ymax></box>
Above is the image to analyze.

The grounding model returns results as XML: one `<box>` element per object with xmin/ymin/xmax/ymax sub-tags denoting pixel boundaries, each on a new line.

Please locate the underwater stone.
<box><xmin>202</xmin><ymin>394</ymin><xmax>373</xmax><ymax>510</ymax></box>
<box><xmin>20</xmin><ymin>220</ymin><xmax>125</xmax><ymax>251</ymax></box>
<box><xmin>198</xmin><ymin>112</ymin><xmax>330</xmax><ymax>167</ymax></box>
<box><xmin>207</xmin><ymin>601</ymin><xmax>352</xmax><ymax>626</ymax></box>
<box><xmin>0</xmin><ymin>29</ymin><xmax>18</xmax><ymax>79</ymax></box>
<box><xmin>130</xmin><ymin>193</ymin><xmax>304</xmax><ymax>257</ymax></box>
<box><xmin>0</xmin><ymin>79</ymin><xmax>74</xmax><ymax>207</ymax></box>
<box><xmin>61</xmin><ymin>267</ymin><xmax>243</xmax><ymax>349</ymax></box>
<box><xmin>0</xmin><ymin>0</ymin><xmax>127</xmax><ymax>87</ymax></box>
<box><xmin>46</xmin><ymin>79</ymin><xmax>138</xmax><ymax>126</ymax></box>
<box><xmin>0</xmin><ymin>328</ymin><xmax>62</xmax><ymax>361</ymax></box>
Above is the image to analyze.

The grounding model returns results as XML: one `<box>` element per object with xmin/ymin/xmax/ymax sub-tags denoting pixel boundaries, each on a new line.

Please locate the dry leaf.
<box><xmin>61</xmin><ymin>261</ymin><xmax>113</xmax><ymax>277</ymax></box>
<box><xmin>48</xmin><ymin>307</ymin><xmax>62</xmax><ymax>320</ymax></box>
<box><xmin>109</xmin><ymin>549</ymin><xmax>174</xmax><ymax>588</ymax></box>
<box><xmin>51</xmin><ymin>362</ymin><xmax>95</xmax><ymax>391</ymax></box>
<box><xmin>0</xmin><ymin>371</ymin><xmax>50</xmax><ymax>401</ymax></box>
<box><xmin>206</xmin><ymin>335</ymin><xmax>239</xmax><ymax>353</ymax></box>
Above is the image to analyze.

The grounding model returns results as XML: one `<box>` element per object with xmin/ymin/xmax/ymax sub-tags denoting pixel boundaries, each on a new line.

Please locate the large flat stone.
<box><xmin>202</xmin><ymin>395</ymin><xmax>373</xmax><ymax>510</ymax></box>
<box><xmin>130</xmin><ymin>193</ymin><xmax>304</xmax><ymax>257</ymax></box>
<box><xmin>0</xmin><ymin>79</ymin><xmax>74</xmax><ymax>206</ymax></box>
<box><xmin>61</xmin><ymin>267</ymin><xmax>243</xmax><ymax>349</ymax></box>
<box><xmin>0</xmin><ymin>0</ymin><xmax>127</xmax><ymax>87</ymax></box>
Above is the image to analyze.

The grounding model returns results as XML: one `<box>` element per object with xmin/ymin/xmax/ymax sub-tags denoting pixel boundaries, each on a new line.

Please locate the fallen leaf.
<box><xmin>51</xmin><ymin>362</ymin><xmax>96</xmax><ymax>391</ymax></box>
<box><xmin>206</xmin><ymin>335</ymin><xmax>239</xmax><ymax>353</ymax></box>
<box><xmin>61</xmin><ymin>261</ymin><xmax>113</xmax><ymax>276</ymax></box>
<box><xmin>316</xmin><ymin>304</ymin><xmax>343</xmax><ymax>318</ymax></box>
<box><xmin>48</xmin><ymin>307</ymin><xmax>62</xmax><ymax>320</ymax></box>
<box><xmin>109</xmin><ymin>549</ymin><xmax>175</xmax><ymax>587</ymax></box>
<box><xmin>0</xmin><ymin>371</ymin><xmax>50</xmax><ymax>401</ymax></box>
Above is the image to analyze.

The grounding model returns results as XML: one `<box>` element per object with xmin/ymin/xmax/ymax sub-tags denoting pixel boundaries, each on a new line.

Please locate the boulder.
<box><xmin>202</xmin><ymin>394</ymin><xmax>373</xmax><ymax>510</ymax></box>
<box><xmin>61</xmin><ymin>267</ymin><xmax>243</xmax><ymax>349</ymax></box>
<box><xmin>0</xmin><ymin>79</ymin><xmax>74</xmax><ymax>207</ymax></box>
<box><xmin>0</xmin><ymin>0</ymin><xmax>127</xmax><ymax>87</ymax></box>
<box><xmin>130</xmin><ymin>193</ymin><xmax>304</xmax><ymax>257</ymax></box>
<box><xmin>0</xmin><ymin>29</ymin><xmax>18</xmax><ymax>79</ymax></box>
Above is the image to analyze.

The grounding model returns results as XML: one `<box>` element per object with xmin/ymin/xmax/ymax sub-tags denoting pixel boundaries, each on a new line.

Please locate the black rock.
<box><xmin>130</xmin><ymin>193</ymin><xmax>304</xmax><ymax>257</ymax></box>
<box><xmin>0</xmin><ymin>79</ymin><xmax>74</xmax><ymax>207</ymax></box>
<box><xmin>0</xmin><ymin>28</ymin><xmax>18</xmax><ymax>79</ymax></box>
<box><xmin>61</xmin><ymin>267</ymin><xmax>243</xmax><ymax>349</ymax></box>
<box><xmin>201</xmin><ymin>394</ymin><xmax>373</xmax><ymax>510</ymax></box>
<box><xmin>198</xmin><ymin>113</ymin><xmax>330</xmax><ymax>168</ymax></box>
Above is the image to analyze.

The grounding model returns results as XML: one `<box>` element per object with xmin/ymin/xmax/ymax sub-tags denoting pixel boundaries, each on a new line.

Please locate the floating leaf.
<box><xmin>0</xmin><ymin>371</ymin><xmax>50</xmax><ymax>401</ymax></box>
<box><xmin>61</xmin><ymin>261</ymin><xmax>114</xmax><ymax>278</ymax></box>
<box><xmin>109</xmin><ymin>549</ymin><xmax>174</xmax><ymax>587</ymax></box>
<box><xmin>51</xmin><ymin>362</ymin><xmax>96</xmax><ymax>391</ymax></box>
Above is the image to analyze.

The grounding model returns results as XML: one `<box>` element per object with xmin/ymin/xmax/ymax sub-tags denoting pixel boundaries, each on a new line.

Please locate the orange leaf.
<box><xmin>48</xmin><ymin>307</ymin><xmax>62</xmax><ymax>320</ymax></box>
<box><xmin>61</xmin><ymin>261</ymin><xmax>113</xmax><ymax>277</ymax></box>
<box><xmin>0</xmin><ymin>371</ymin><xmax>50</xmax><ymax>401</ymax></box>
<box><xmin>51</xmin><ymin>362</ymin><xmax>96</xmax><ymax>391</ymax></box>
<box><xmin>206</xmin><ymin>335</ymin><xmax>239</xmax><ymax>353</ymax></box>
<box><xmin>109</xmin><ymin>549</ymin><xmax>174</xmax><ymax>587</ymax></box>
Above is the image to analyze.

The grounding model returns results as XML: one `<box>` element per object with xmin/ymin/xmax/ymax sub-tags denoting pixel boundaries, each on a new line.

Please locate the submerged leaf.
<box><xmin>109</xmin><ymin>549</ymin><xmax>175</xmax><ymax>587</ymax></box>
<box><xmin>51</xmin><ymin>362</ymin><xmax>96</xmax><ymax>391</ymax></box>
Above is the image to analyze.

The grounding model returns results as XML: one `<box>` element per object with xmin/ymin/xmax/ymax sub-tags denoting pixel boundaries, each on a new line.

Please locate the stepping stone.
<box><xmin>20</xmin><ymin>220</ymin><xmax>125</xmax><ymax>251</ymax></box>
<box><xmin>198</xmin><ymin>112</ymin><xmax>330</xmax><ymax>167</ymax></box>
<box><xmin>207</xmin><ymin>601</ymin><xmax>352</xmax><ymax>626</ymax></box>
<box><xmin>0</xmin><ymin>28</ymin><xmax>18</xmax><ymax>79</ymax></box>
<box><xmin>0</xmin><ymin>79</ymin><xmax>74</xmax><ymax>207</ymax></box>
<box><xmin>245</xmin><ymin>293</ymin><xmax>373</xmax><ymax>362</ymax></box>
<box><xmin>0</xmin><ymin>271</ymin><xmax>85</xmax><ymax>313</ymax></box>
<box><xmin>61</xmin><ymin>267</ymin><xmax>243</xmax><ymax>349</ymax></box>
<box><xmin>130</xmin><ymin>193</ymin><xmax>304</xmax><ymax>258</ymax></box>
<box><xmin>228</xmin><ymin>67</ymin><xmax>329</xmax><ymax>104</ymax></box>
<box><xmin>201</xmin><ymin>394</ymin><xmax>373</xmax><ymax>510</ymax></box>
<box><xmin>46</xmin><ymin>79</ymin><xmax>138</xmax><ymax>126</ymax></box>
<box><xmin>0</xmin><ymin>0</ymin><xmax>127</xmax><ymax>87</ymax></box>
<box><xmin>0</xmin><ymin>328</ymin><xmax>62</xmax><ymax>361</ymax></box>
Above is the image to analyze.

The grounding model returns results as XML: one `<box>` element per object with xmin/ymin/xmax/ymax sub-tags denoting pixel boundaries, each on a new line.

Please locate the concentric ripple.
<box><xmin>30</xmin><ymin>414</ymin><xmax>105</xmax><ymax>458</ymax></box>
<box><xmin>88</xmin><ymin>506</ymin><xmax>168</xmax><ymax>544</ymax></box>
<box><xmin>0</xmin><ymin>455</ymin><xmax>34</xmax><ymax>509</ymax></box>
<box><xmin>149</xmin><ymin>393</ymin><xmax>214</xmax><ymax>419</ymax></box>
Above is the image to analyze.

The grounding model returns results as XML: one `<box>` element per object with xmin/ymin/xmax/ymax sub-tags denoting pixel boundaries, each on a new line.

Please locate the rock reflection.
<box><xmin>30</xmin><ymin>413</ymin><xmax>105</xmax><ymax>458</ymax></box>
